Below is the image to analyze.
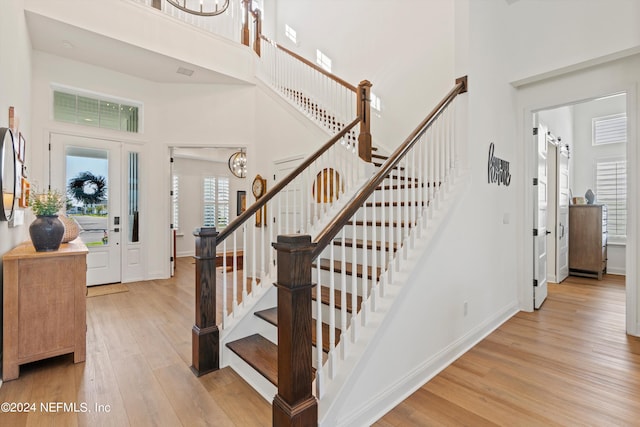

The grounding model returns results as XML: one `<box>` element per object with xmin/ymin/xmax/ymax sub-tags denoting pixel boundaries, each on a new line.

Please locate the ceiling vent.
<box><xmin>176</xmin><ymin>67</ymin><xmax>195</xmax><ymax>77</ymax></box>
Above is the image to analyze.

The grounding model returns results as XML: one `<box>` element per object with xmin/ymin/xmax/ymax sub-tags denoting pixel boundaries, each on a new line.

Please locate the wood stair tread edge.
<box><xmin>314</xmin><ymin>258</ymin><xmax>382</xmax><ymax>280</ymax></box>
<box><xmin>226</xmin><ymin>334</ymin><xmax>278</xmax><ymax>386</ymax></box>
<box><xmin>253</xmin><ymin>307</ymin><xmax>341</xmax><ymax>353</ymax></box>
<box><xmin>312</xmin><ymin>285</ymin><xmax>363</xmax><ymax>313</ymax></box>
<box><xmin>331</xmin><ymin>237</ymin><xmax>398</xmax><ymax>252</ymax></box>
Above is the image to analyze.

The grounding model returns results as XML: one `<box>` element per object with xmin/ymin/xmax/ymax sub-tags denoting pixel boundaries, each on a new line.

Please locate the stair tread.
<box><xmin>373</xmin><ymin>162</ymin><xmax>405</xmax><ymax>170</ymax></box>
<box><xmin>371</xmin><ymin>152</ymin><xmax>387</xmax><ymax>160</ymax></box>
<box><xmin>254</xmin><ymin>307</ymin><xmax>341</xmax><ymax>353</ymax></box>
<box><xmin>315</xmin><ymin>258</ymin><xmax>381</xmax><ymax>280</ymax></box>
<box><xmin>365</xmin><ymin>201</ymin><xmax>426</xmax><ymax>208</ymax></box>
<box><xmin>312</xmin><ymin>285</ymin><xmax>363</xmax><ymax>313</ymax></box>
<box><xmin>226</xmin><ymin>334</ymin><xmax>278</xmax><ymax>386</ymax></box>
<box><xmin>332</xmin><ymin>238</ymin><xmax>398</xmax><ymax>252</ymax></box>
<box><xmin>347</xmin><ymin>220</ymin><xmax>413</xmax><ymax>228</ymax></box>
<box><xmin>254</xmin><ymin>307</ymin><xmax>278</xmax><ymax>326</ymax></box>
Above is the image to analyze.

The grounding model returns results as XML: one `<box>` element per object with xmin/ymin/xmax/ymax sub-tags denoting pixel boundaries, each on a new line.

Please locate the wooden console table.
<box><xmin>2</xmin><ymin>239</ymin><xmax>88</xmax><ymax>381</ymax></box>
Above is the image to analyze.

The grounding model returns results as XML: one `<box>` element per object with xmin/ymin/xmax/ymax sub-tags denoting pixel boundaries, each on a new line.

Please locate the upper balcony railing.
<box><xmin>132</xmin><ymin>0</ymin><xmax>243</xmax><ymax>42</ymax></box>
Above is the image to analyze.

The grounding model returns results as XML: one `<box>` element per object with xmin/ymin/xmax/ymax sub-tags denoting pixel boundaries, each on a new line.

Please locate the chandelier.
<box><xmin>166</xmin><ymin>0</ymin><xmax>230</xmax><ymax>16</ymax></box>
<box><xmin>228</xmin><ymin>149</ymin><xmax>247</xmax><ymax>178</ymax></box>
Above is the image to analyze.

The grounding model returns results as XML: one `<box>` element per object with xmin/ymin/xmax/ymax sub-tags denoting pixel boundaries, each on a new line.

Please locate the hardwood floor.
<box><xmin>376</xmin><ymin>274</ymin><xmax>640</xmax><ymax>426</ymax></box>
<box><xmin>1</xmin><ymin>260</ymin><xmax>638</xmax><ymax>426</ymax></box>
<box><xmin>0</xmin><ymin>257</ymin><xmax>270</xmax><ymax>427</ymax></box>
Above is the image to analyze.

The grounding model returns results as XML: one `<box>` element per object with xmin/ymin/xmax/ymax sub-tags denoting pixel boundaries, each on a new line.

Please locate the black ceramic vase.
<box><xmin>29</xmin><ymin>215</ymin><xmax>65</xmax><ymax>252</ymax></box>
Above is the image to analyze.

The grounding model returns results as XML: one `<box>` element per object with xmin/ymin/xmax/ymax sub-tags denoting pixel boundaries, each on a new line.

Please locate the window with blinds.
<box><xmin>595</xmin><ymin>159</ymin><xmax>627</xmax><ymax>243</ymax></box>
<box><xmin>203</xmin><ymin>176</ymin><xmax>230</xmax><ymax>229</ymax></box>
<box><xmin>172</xmin><ymin>175</ymin><xmax>180</xmax><ymax>230</ymax></box>
<box><xmin>53</xmin><ymin>90</ymin><xmax>140</xmax><ymax>133</ymax></box>
<box><xmin>592</xmin><ymin>113</ymin><xmax>626</xmax><ymax>145</ymax></box>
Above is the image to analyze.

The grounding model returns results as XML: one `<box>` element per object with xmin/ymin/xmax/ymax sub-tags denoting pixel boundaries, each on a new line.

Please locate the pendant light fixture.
<box><xmin>228</xmin><ymin>149</ymin><xmax>247</xmax><ymax>178</ymax></box>
<box><xmin>166</xmin><ymin>0</ymin><xmax>230</xmax><ymax>17</ymax></box>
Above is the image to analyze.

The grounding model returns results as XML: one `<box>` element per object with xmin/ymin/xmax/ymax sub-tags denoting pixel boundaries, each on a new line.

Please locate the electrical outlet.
<box><xmin>464</xmin><ymin>301</ymin><xmax>468</xmax><ymax>316</ymax></box>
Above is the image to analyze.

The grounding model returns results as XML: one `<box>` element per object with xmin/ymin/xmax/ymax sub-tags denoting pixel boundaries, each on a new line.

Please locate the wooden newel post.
<box><xmin>241</xmin><ymin>0</ymin><xmax>251</xmax><ymax>47</ymax></box>
<box><xmin>191</xmin><ymin>227</ymin><xmax>219</xmax><ymax>376</ymax></box>
<box><xmin>254</xmin><ymin>9</ymin><xmax>262</xmax><ymax>57</ymax></box>
<box><xmin>357</xmin><ymin>80</ymin><xmax>373</xmax><ymax>163</ymax></box>
<box><xmin>272</xmin><ymin>235</ymin><xmax>318</xmax><ymax>427</ymax></box>
<box><xmin>151</xmin><ymin>0</ymin><xmax>161</xmax><ymax>10</ymax></box>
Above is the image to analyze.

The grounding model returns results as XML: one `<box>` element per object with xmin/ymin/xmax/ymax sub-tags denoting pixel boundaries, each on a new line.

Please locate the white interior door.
<box><xmin>556</xmin><ymin>142</ymin><xmax>570</xmax><ymax>282</ymax></box>
<box><xmin>533</xmin><ymin>122</ymin><xmax>549</xmax><ymax>309</ymax></box>
<box><xmin>50</xmin><ymin>133</ymin><xmax>122</xmax><ymax>286</ymax></box>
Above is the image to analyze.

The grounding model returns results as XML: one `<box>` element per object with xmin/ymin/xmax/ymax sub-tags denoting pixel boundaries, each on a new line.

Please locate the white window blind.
<box><xmin>171</xmin><ymin>175</ymin><xmax>179</xmax><ymax>230</ymax></box>
<box><xmin>593</xmin><ymin>114</ymin><xmax>626</xmax><ymax>145</ymax></box>
<box><xmin>595</xmin><ymin>160</ymin><xmax>626</xmax><ymax>242</ymax></box>
<box><xmin>203</xmin><ymin>176</ymin><xmax>230</xmax><ymax>229</ymax></box>
<box><xmin>53</xmin><ymin>90</ymin><xmax>140</xmax><ymax>133</ymax></box>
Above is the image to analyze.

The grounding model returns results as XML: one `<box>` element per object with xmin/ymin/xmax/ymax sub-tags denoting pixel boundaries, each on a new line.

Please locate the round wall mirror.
<box><xmin>0</xmin><ymin>127</ymin><xmax>17</xmax><ymax>221</ymax></box>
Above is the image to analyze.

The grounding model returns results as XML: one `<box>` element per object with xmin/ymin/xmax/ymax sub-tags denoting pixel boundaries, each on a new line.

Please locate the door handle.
<box><xmin>545</xmin><ymin>230</ymin><xmax>551</xmax><ymax>235</ymax></box>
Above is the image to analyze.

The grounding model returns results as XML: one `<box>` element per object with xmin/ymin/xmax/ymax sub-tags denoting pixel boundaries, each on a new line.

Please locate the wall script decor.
<box><xmin>487</xmin><ymin>142</ymin><xmax>511</xmax><ymax>186</ymax></box>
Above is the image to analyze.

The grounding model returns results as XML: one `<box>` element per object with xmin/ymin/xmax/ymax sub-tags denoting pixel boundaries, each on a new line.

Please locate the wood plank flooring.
<box><xmin>375</xmin><ymin>274</ymin><xmax>640</xmax><ymax>426</ymax></box>
<box><xmin>1</xmin><ymin>259</ymin><xmax>638</xmax><ymax>426</ymax></box>
<box><xmin>0</xmin><ymin>257</ymin><xmax>270</xmax><ymax>427</ymax></box>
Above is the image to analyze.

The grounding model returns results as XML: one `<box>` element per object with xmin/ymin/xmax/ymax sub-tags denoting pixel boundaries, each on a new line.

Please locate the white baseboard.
<box><xmin>335</xmin><ymin>301</ymin><xmax>520</xmax><ymax>427</ymax></box>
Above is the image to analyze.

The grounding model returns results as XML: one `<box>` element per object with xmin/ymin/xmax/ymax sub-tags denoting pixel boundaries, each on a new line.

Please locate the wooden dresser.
<box><xmin>569</xmin><ymin>204</ymin><xmax>607</xmax><ymax>279</ymax></box>
<box><xmin>2</xmin><ymin>239</ymin><xmax>88</xmax><ymax>381</ymax></box>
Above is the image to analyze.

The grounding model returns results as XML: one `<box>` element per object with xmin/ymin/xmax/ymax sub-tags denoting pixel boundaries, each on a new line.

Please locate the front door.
<box><xmin>533</xmin><ymin>122</ymin><xmax>549</xmax><ymax>309</ymax></box>
<box><xmin>50</xmin><ymin>134</ymin><xmax>122</xmax><ymax>286</ymax></box>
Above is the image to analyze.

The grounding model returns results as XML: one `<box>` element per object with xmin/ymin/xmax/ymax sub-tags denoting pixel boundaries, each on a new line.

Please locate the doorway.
<box><xmin>532</xmin><ymin>93</ymin><xmax>628</xmax><ymax>309</ymax></box>
<box><xmin>50</xmin><ymin>133</ymin><xmax>137</xmax><ymax>286</ymax></box>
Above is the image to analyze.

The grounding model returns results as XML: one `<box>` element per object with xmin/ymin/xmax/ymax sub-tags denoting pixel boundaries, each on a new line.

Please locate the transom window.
<box><xmin>592</xmin><ymin>113</ymin><xmax>626</xmax><ymax>145</ymax></box>
<box><xmin>53</xmin><ymin>89</ymin><xmax>141</xmax><ymax>133</ymax></box>
<box><xmin>316</xmin><ymin>49</ymin><xmax>332</xmax><ymax>73</ymax></box>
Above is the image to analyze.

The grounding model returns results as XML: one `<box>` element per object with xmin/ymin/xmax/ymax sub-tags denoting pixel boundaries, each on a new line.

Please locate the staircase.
<box><xmin>224</xmin><ymin>151</ymin><xmax>397</xmax><ymax>385</ymax></box>
<box><xmin>136</xmin><ymin>1</ymin><xmax>469</xmax><ymax>423</ymax></box>
<box><xmin>217</xmin><ymin>74</ymin><xmax>467</xmax><ymax>427</ymax></box>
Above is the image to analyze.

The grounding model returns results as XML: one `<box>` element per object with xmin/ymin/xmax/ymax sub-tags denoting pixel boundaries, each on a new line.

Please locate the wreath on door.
<box><xmin>67</xmin><ymin>171</ymin><xmax>107</xmax><ymax>207</ymax></box>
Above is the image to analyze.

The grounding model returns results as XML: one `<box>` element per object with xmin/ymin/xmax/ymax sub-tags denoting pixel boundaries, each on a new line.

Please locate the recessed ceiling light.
<box><xmin>176</xmin><ymin>67</ymin><xmax>194</xmax><ymax>77</ymax></box>
<box><xmin>62</xmin><ymin>40</ymin><xmax>74</xmax><ymax>49</ymax></box>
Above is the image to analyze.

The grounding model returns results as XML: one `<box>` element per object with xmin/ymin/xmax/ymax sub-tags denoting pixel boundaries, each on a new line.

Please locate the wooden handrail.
<box><xmin>259</xmin><ymin>35</ymin><xmax>357</xmax><ymax>92</ymax></box>
<box><xmin>311</xmin><ymin>76</ymin><xmax>468</xmax><ymax>258</ymax></box>
<box><xmin>217</xmin><ymin>116</ymin><xmax>362</xmax><ymax>244</ymax></box>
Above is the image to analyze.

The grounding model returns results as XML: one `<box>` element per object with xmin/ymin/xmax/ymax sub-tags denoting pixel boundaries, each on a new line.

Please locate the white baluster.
<box><xmin>361</xmin><ymin>197</ymin><xmax>368</xmax><ymax>326</ymax></box>
<box><xmin>315</xmin><ymin>263</ymin><xmax>323</xmax><ymax>396</ymax></box>
<box><xmin>242</xmin><ymin>223</ymin><xmax>247</xmax><ymax>304</ymax></box>
<box><xmin>252</xmin><ymin>214</ymin><xmax>257</xmax><ymax>290</ymax></box>
<box><xmin>351</xmin><ymin>211</ymin><xmax>358</xmax><ymax>343</ymax></box>
<box><xmin>340</xmin><ymin>228</ymin><xmax>347</xmax><ymax>359</ymax></box>
<box><xmin>371</xmin><ymin>190</ymin><xmax>377</xmax><ymax>312</ymax></box>
<box><xmin>232</xmin><ymin>231</ymin><xmax>238</xmax><ymax>316</ymax></box>
<box><xmin>222</xmin><ymin>239</ymin><xmax>228</xmax><ymax>327</ymax></box>
<box><xmin>329</xmin><ymin>243</ymin><xmax>336</xmax><ymax>378</ymax></box>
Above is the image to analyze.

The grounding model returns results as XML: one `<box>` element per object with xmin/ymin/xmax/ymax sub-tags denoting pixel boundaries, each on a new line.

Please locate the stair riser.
<box><xmin>360</xmin><ymin>205</ymin><xmax>424</xmax><ymax>222</ymax></box>
<box><xmin>326</xmin><ymin>244</ymin><xmax>392</xmax><ymax>269</ymax></box>
<box><xmin>343</xmin><ymin>224</ymin><xmax>412</xmax><ymax>244</ymax></box>
<box><xmin>312</xmin><ymin>302</ymin><xmax>356</xmax><ymax>332</ymax></box>
<box><xmin>314</xmin><ymin>269</ymin><xmax>377</xmax><ymax>297</ymax></box>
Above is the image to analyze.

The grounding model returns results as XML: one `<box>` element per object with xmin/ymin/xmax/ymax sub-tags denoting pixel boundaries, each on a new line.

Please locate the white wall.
<box><xmin>28</xmin><ymin>45</ymin><xmax>331</xmax><ymax>280</ymax></box>
<box><xmin>0</xmin><ymin>0</ymin><xmax>33</xmax><ymax>370</ymax></box>
<box><xmin>273</xmin><ymin>0</ymin><xmax>455</xmax><ymax>153</ymax></box>
<box><xmin>572</xmin><ymin>95</ymin><xmax>627</xmax><ymax>197</ymax></box>
<box><xmin>173</xmin><ymin>155</ymin><xmax>245</xmax><ymax>257</ymax></box>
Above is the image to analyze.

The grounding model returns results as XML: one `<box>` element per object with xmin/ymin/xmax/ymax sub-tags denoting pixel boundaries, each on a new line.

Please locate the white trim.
<box><xmin>511</xmin><ymin>46</ymin><xmax>640</xmax><ymax>88</ymax></box>
<box><xmin>517</xmin><ymin>74</ymin><xmax>637</xmax><ymax>336</ymax></box>
<box><xmin>334</xmin><ymin>302</ymin><xmax>519</xmax><ymax>427</ymax></box>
